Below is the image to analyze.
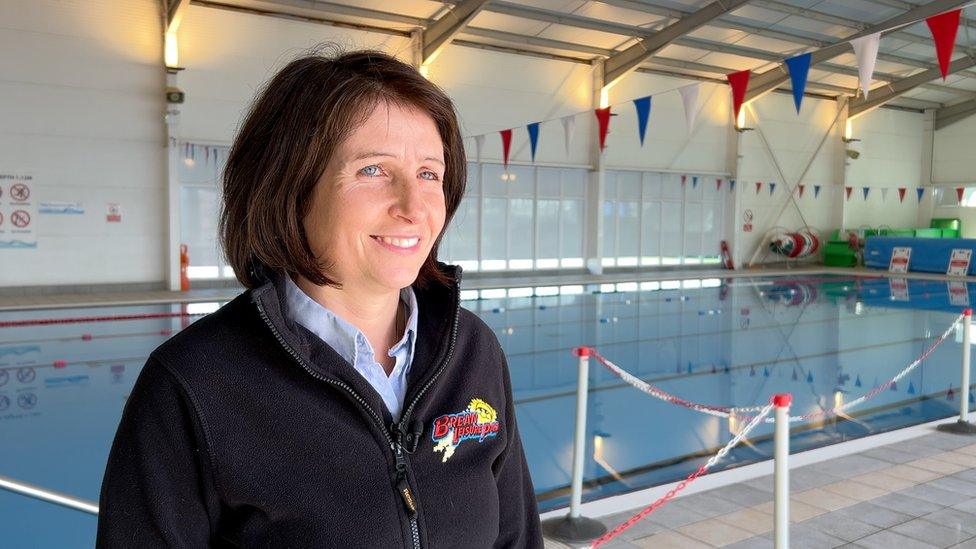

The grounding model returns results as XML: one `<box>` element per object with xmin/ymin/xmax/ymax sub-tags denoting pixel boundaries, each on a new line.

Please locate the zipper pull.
<box><xmin>396</xmin><ymin>473</ymin><xmax>417</xmax><ymax>516</ymax></box>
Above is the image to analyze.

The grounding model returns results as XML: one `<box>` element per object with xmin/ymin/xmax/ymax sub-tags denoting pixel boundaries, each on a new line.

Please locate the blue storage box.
<box><xmin>864</xmin><ymin>236</ymin><xmax>976</xmax><ymax>275</ymax></box>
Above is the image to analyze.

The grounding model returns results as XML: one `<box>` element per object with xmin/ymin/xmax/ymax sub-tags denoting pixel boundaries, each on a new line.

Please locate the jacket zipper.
<box><xmin>252</xmin><ymin>271</ymin><xmax>461</xmax><ymax>549</ymax></box>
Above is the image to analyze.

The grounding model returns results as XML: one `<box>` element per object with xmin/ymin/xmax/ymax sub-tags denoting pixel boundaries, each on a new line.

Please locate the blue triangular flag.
<box><xmin>806</xmin><ymin>371</ymin><xmax>813</xmax><ymax>383</ymax></box>
<box><xmin>687</xmin><ymin>362</ymin><xmax>693</xmax><ymax>373</ymax></box>
<box><xmin>730</xmin><ymin>179</ymin><xmax>736</xmax><ymax>191</ymax></box>
<box><xmin>763</xmin><ymin>367</ymin><xmax>770</xmax><ymax>377</ymax></box>
<box><xmin>724</xmin><ymin>363</ymin><xmax>730</xmax><ymax>374</ymax></box>
<box><xmin>769</xmin><ymin>182</ymin><xmax>776</xmax><ymax>196</ymax></box>
<box><xmin>750</xmin><ymin>365</ymin><xmax>756</xmax><ymax>377</ymax></box>
<box><xmin>785</xmin><ymin>53</ymin><xmax>812</xmax><ymax>113</ymax></box>
<box><xmin>692</xmin><ymin>176</ymin><xmax>699</xmax><ymax>189</ymax></box>
<box><xmin>855</xmin><ymin>374</ymin><xmax>862</xmax><ymax>387</ymax></box>
<box><xmin>792</xmin><ymin>368</ymin><xmax>798</xmax><ymax>381</ymax></box>
<box><xmin>917</xmin><ymin>187</ymin><xmax>925</xmax><ymax>201</ymax></box>
<box><xmin>890</xmin><ymin>381</ymin><xmax>898</xmax><ymax>391</ymax></box>
<box><xmin>633</xmin><ymin>96</ymin><xmax>652</xmax><ymax>146</ymax></box>
<box><xmin>908</xmin><ymin>381</ymin><xmax>916</xmax><ymax>394</ymax></box>
<box><xmin>527</xmin><ymin>122</ymin><xmax>540</xmax><ymax>162</ymax></box>
<box><xmin>814</xmin><ymin>185</ymin><xmax>822</xmax><ymax>198</ymax></box>
<box><xmin>862</xmin><ymin>187</ymin><xmax>870</xmax><ymax>201</ymax></box>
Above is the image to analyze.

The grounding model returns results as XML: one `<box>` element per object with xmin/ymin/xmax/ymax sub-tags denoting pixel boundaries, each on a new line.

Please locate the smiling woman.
<box><xmin>96</xmin><ymin>46</ymin><xmax>543</xmax><ymax>548</ymax></box>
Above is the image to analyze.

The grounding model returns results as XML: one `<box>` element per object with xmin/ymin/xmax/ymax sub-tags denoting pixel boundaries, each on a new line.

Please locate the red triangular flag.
<box><xmin>898</xmin><ymin>187</ymin><xmax>906</xmax><ymax>203</ymax></box>
<box><xmin>755</xmin><ymin>181</ymin><xmax>762</xmax><ymax>195</ymax></box>
<box><xmin>594</xmin><ymin>107</ymin><xmax>611</xmax><ymax>151</ymax></box>
<box><xmin>681</xmin><ymin>175</ymin><xmax>687</xmax><ymax>187</ymax></box>
<box><xmin>798</xmin><ymin>185</ymin><xmax>805</xmax><ymax>198</ymax></box>
<box><xmin>927</xmin><ymin>9</ymin><xmax>961</xmax><ymax>80</ymax></box>
<box><xmin>716</xmin><ymin>178</ymin><xmax>723</xmax><ymax>191</ymax></box>
<box><xmin>500</xmin><ymin>129</ymin><xmax>512</xmax><ymax>169</ymax></box>
<box><xmin>958</xmin><ymin>187</ymin><xmax>966</xmax><ymax>204</ymax></box>
<box><xmin>727</xmin><ymin>70</ymin><xmax>751</xmax><ymax>123</ymax></box>
<box><xmin>845</xmin><ymin>186</ymin><xmax>853</xmax><ymax>200</ymax></box>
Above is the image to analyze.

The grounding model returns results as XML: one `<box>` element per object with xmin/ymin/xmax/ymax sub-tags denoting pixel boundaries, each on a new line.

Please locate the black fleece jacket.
<box><xmin>96</xmin><ymin>262</ymin><xmax>543</xmax><ymax>548</ymax></box>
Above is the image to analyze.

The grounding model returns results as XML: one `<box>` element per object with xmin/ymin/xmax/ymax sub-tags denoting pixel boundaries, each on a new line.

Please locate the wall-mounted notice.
<box><xmin>0</xmin><ymin>174</ymin><xmax>37</xmax><ymax>249</ymax></box>
<box><xmin>889</xmin><ymin>247</ymin><xmax>911</xmax><ymax>273</ymax></box>
<box><xmin>947</xmin><ymin>249</ymin><xmax>972</xmax><ymax>277</ymax></box>
<box><xmin>39</xmin><ymin>201</ymin><xmax>84</xmax><ymax>215</ymax></box>
<box><xmin>106</xmin><ymin>203</ymin><xmax>122</xmax><ymax>223</ymax></box>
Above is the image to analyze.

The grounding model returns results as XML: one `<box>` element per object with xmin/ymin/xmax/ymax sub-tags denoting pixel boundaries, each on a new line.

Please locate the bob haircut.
<box><xmin>220</xmin><ymin>46</ymin><xmax>466</xmax><ymax>290</ymax></box>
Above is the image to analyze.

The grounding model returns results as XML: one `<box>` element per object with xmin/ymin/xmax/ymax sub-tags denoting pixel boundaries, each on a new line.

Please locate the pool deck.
<box><xmin>2</xmin><ymin>266</ymin><xmax>974</xmax><ymax>311</ymax></box>
<box><xmin>544</xmin><ymin>427</ymin><xmax>976</xmax><ymax>548</ymax></box>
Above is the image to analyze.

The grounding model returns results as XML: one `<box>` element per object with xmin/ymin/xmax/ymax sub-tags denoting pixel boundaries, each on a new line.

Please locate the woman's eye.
<box><xmin>420</xmin><ymin>170</ymin><xmax>440</xmax><ymax>181</ymax></box>
<box><xmin>359</xmin><ymin>165</ymin><xmax>384</xmax><ymax>177</ymax></box>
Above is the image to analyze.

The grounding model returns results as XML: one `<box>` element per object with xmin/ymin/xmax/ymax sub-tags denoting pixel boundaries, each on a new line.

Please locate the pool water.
<box><xmin>1</xmin><ymin>274</ymin><xmax>971</xmax><ymax>545</ymax></box>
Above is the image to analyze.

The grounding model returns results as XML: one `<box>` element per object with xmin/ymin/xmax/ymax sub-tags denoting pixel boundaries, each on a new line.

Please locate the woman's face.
<box><xmin>304</xmin><ymin>101</ymin><xmax>447</xmax><ymax>293</ymax></box>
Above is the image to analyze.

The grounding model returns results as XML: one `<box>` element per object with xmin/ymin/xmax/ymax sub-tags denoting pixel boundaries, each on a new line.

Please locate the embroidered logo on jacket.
<box><xmin>431</xmin><ymin>398</ymin><xmax>500</xmax><ymax>462</ymax></box>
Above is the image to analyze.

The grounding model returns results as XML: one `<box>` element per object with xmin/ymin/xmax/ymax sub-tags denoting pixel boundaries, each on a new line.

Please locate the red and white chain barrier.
<box><xmin>590</xmin><ymin>401</ymin><xmax>777</xmax><ymax>548</ymax></box>
<box><xmin>591</xmin><ymin>312</ymin><xmax>965</xmax><ymax>424</ymax></box>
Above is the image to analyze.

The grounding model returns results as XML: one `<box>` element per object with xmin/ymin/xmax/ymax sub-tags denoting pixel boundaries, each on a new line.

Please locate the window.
<box><xmin>177</xmin><ymin>142</ymin><xmax>233</xmax><ymax>280</ymax></box>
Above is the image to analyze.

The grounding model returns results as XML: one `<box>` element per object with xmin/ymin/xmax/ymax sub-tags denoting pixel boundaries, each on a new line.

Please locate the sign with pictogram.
<box><xmin>106</xmin><ymin>202</ymin><xmax>122</xmax><ymax>223</ymax></box>
<box><xmin>948</xmin><ymin>249</ymin><xmax>972</xmax><ymax>277</ymax></box>
<box><xmin>0</xmin><ymin>174</ymin><xmax>37</xmax><ymax>248</ymax></box>
<box><xmin>889</xmin><ymin>247</ymin><xmax>911</xmax><ymax>274</ymax></box>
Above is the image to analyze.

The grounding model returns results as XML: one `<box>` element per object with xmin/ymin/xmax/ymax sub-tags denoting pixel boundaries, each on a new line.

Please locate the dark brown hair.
<box><xmin>220</xmin><ymin>45</ymin><xmax>466</xmax><ymax>290</ymax></box>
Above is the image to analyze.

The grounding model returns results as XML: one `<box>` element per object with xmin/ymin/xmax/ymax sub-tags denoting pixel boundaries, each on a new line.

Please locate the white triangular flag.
<box><xmin>474</xmin><ymin>135</ymin><xmax>485</xmax><ymax>163</ymax></box>
<box><xmin>881</xmin><ymin>188</ymin><xmax>889</xmax><ymax>202</ymax></box>
<box><xmin>561</xmin><ymin>114</ymin><xmax>576</xmax><ymax>157</ymax></box>
<box><xmin>850</xmin><ymin>32</ymin><xmax>881</xmax><ymax>99</ymax></box>
<box><xmin>679</xmin><ymin>83</ymin><xmax>700</xmax><ymax>135</ymax></box>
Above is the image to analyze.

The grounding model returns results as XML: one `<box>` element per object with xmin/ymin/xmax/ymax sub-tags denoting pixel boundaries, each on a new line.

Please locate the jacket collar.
<box><xmin>249</xmin><ymin>261</ymin><xmax>463</xmax><ymax>421</ymax></box>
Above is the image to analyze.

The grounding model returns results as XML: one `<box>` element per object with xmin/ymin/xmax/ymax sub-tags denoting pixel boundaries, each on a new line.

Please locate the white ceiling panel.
<box><xmin>573</xmin><ymin>1</ymin><xmax>666</xmax><ymax>28</ymax></box>
<box><xmin>734</xmin><ymin>33</ymin><xmax>810</xmax><ymax>55</ymax></box>
<box><xmin>685</xmin><ymin>25</ymin><xmax>749</xmax><ymax>44</ymax></box>
<box><xmin>536</xmin><ymin>23</ymin><xmax>630</xmax><ymax>49</ymax></box>
<box><xmin>468</xmin><ymin>11</ymin><xmax>551</xmax><ymax>36</ymax></box>
<box><xmin>728</xmin><ymin>5</ymin><xmax>792</xmax><ymax>25</ymax></box>
<box><xmin>814</xmin><ymin>0</ymin><xmax>901</xmax><ymax>24</ymax></box>
<box><xmin>323</xmin><ymin>0</ymin><xmax>442</xmax><ymax>19</ymax></box>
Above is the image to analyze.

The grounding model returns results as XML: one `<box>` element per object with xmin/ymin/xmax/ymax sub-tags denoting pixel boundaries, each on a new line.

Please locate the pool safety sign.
<box><xmin>948</xmin><ymin>249</ymin><xmax>972</xmax><ymax>277</ymax></box>
<box><xmin>889</xmin><ymin>247</ymin><xmax>911</xmax><ymax>273</ymax></box>
<box><xmin>0</xmin><ymin>174</ymin><xmax>37</xmax><ymax>249</ymax></box>
<box><xmin>889</xmin><ymin>278</ymin><xmax>909</xmax><ymax>301</ymax></box>
<box><xmin>106</xmin><ymin>202</ymin><xmax>122</xmax><ymax>223</ymax></box>
<box><xmin>949</xmin><ymin>281</ymin><xmax>970</xmax><ymax>306</ymax></box>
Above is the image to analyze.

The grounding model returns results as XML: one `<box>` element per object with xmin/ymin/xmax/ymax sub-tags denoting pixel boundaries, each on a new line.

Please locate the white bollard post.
<box><xmin>773</xmin><ymin>393</ymin><xmax>792</xmax><ymax>549</ymax></box>
<box><xmin>540</xmin><ymin>347</ymin><xmax>606</xmax><ymax>542</ymax></box>
<box><xmin>961</xmin><ymin>310</ymin><xmax>972</xmax><ymax>424</ymax></box>
<box><xmin>939</xmin><ymin>309</ymin><xmax>976</xmax><ymax>435</ymax></box>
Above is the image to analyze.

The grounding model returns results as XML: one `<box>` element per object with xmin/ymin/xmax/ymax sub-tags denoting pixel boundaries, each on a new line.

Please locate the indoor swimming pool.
<box><xmin>0</xmin><ymin>273</ymin><xmax>972</xmax><ymax>545</ymax></box>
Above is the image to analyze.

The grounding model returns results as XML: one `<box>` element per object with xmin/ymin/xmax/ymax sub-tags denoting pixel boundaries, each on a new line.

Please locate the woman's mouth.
<box><xmin>371</xmin><ymin>235</ymin><xmax>421</xmax><ymax>254</ymax></box>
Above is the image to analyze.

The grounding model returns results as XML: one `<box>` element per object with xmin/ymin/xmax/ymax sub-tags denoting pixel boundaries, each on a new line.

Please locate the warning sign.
<box><xmin>106</xmin><ymin>203</ymin><xmax>122</xmax><ymax>223</ymax></box>
<box><xmin>948</xmin><ymin>249</ymin><xmax>972</xmax><ymax>277</ymax></box>
<box><xmin>949</xmin><ymin>280</ymin><xmax>970</xmax><ymax>306</ymax></box>
<box><xmin>889</xmin><ymin>247</ymin><xmax>911</xmax><ymax>274</ymax></box>
<box><xmin>889</xmin><ymin>277</ymin><xmax>909</xmax><ymax>301</ymax></box>
<box><xmin>0</xmin><ymin>174</ymin><xmax>36</xmax><ymax>249</ymax></box>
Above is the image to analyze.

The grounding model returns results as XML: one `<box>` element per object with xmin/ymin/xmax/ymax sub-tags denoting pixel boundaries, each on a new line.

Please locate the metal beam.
<box><xmin>849</xmin><ymin>55</ymin><xmax>976</xmax><ymax>118</ymax></box>
<box><xmin>744</xmin><ymin>0</ymin><xmax>971</xmax><ymax>103</ymax></box>
<box><xmin>935</xmin><ymin>98</ymin><xmax>976</xmax><ymax>129</ymax></box>
<box><xmin>603</xmin><ymin>0</ymin><xmax>751</xmax><ymax>87</ymax></box>
<box><xmin>166</xmin><ymin>0</ymin><xmax>191</xmax><ymax>33</ymax></box>
<box><xmin>422</xmin><ymin>0</ymin><xmax>490</xmax><ymax>65</ymax></box>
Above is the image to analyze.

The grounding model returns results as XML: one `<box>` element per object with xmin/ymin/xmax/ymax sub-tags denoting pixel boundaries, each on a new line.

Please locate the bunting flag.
<box><xmin>756</xmin><ymin>181</ymin><xmax>763</xmax><ymax>195</ymax></box>
<box><xmin>855</xmin><ymin>374</ymin><xmax>862</xmax><ymax>387</ymax></box>
<box><xmin>716</xmin><ymin>178</ymin><xmax>723</xmax><ymax>191</ymax></box>
<box><xmin>927</xmin><ymin>9</ymin><xmax>962</xmax><ymax>80</ymax></box>
<box><xmin>727</xmin><ymin>69</ymin><xmax>751</xmax><ymax>123</ymax></box>
<box><xmin>560</xmin><ymin>114</ymin><xmax>575</xmax><ymax>157</ymax></box>
<box><xmin>792</xmin><ymin>368</ymin><xmax>798</xmax><ymax>381</ymax></box>
<box><xmin>679</xmin><ymin>83</ymin><xmax>700</xmax><ymax>135</ymax></box>
<box><xmin>500</xmin><ymin>129</ymin><xmax>513</xmax><ymax>169</ymax></box>
<box><xmin>862</xmin><ymin>187</ymin><xmax>870</xmax><ymax>201</ymax></box>
<box><xmin>806</xmin><ymin>371</ymin><xmax>814</xmax><ymax>383</ymax></box>
<box><xmin>845</xmin><ymin>186</ymin><xmax>853</xmax><ymax>200</ymax></box>
<box><xmin>958</xmin><ymin>187</ymin><xmax>966</xmax><ymax>204</ymax></box>
<box><xmin>594</xmin><ymin>107</ymin><xmax>612</xmax><ymax>151</ymax></box>
<box><xmin>681</xmin><ymin>174</ymin><xmax>687</xmax><ymax>187</ymax></box>
<box><xmin>850</xmin><ymin>32</ymin><xmax>881</xmax><ymax>98</ymax></box>
<box><xmin>814</xmin><ymin>185</ymin><xmax>822</xmax><ymax>198</ymax></box>
<box><xmin>917</xmin><ymin>187</ymin><xmax>925</xmax><ymax>202</ymax></box>
<box><xmin>934</xmin><ymin>188</ymin><xmax>943</xmax><ymax>203</ymax></box>
<box><xmin>692</xmin><ymin>176</ymin><xmax>699</xmax><ymax>189</ymax></box>
<box><xmin>908</xmin><ymin>381</ymin><xmax>916</xmax><ymax>395</ymax></box>
<box><xmin>881</xmin><ymin>188</ymin><xmax>889</xmax><ymax>202</ymax></box>
<box><xmin>730</xmin><ymin>179</ymin><xmax>736</xmax><ymax>192</ymax></box>
<box><xmin>898</xmin><ymin>187</ymin><xmax>906</xmax><ymax>202</ymax></box>
<box><xmin>785</xmin><ymin>53</ymin><xmax>812</xmax><ymax>113</ymax></box>
<box><xmin>526</xmin><ymin>122</ymin><xmax>540</xmax><ymax>162</ymax></box>
<box><xmin>769</xmin><ymin>182</ymin><xmax>776</xmax><ymax>196</ymax></box>
<box><xmin>474</xmin><ymin>135</ymin><xmax>485</xmax><ymax>163</ymax></box>
<box><xmin>633</xmin><ymin>96</ymin><xmax>652</xmax><ymax>146</ymax></box>
<box><xmin>890</xmin><ymin>381</ymin><xmax>898</xmax><ymax>392</ymax></box>
<box><xmin>798</xmin><ymin>184</ymin><xmax>806</xmax><ymax>198</ymax></box>
<box><xmin>763</xmin><ymin>367</ymin><xmax>770</xmax><ymax>377</ymax></box>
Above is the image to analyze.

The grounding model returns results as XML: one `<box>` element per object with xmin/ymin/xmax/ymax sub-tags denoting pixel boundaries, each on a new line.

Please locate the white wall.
<box><xmin>932</xmin><ymin>112</ymin><xmax>976</xmax><ymax>237</ymax></box>
<box><xmin>0</xmin><ymin>1</ymin><xmax>937</xmax><ymax>288</ymax></box>
<box><xmin>0</xmin><ymin>0</ymin><xmax>165</xmax><ymax>287</ymax></box>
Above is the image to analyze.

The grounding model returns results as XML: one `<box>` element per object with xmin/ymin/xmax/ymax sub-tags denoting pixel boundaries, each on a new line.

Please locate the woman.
<box><xmin>97</xmin><ymin>47</ymin><xmax>543</xmax><ymax>548</ymax></box>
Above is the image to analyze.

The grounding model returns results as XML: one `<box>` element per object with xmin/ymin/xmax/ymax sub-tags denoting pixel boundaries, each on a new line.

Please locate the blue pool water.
<box><xmin>1</xmin><ymin>274</ymin><xmax>973</xmax><ymax>546</ymax></box>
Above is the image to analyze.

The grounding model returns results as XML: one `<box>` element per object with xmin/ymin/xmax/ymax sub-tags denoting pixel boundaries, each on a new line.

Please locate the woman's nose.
<box><xmin>391</xmin><ymin>177</ymin><xmax>427</xmax><ymax>223</ymax></box>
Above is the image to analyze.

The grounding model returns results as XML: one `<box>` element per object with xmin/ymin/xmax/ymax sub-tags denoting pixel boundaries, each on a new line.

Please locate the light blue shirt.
<box><xmin>284</xmin><ymin>274</ymin><xmax>418</xmax><ymax>422</ymax></box>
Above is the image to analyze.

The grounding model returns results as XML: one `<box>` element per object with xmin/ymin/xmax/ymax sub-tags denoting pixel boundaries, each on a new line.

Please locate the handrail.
<box><xmin>0</xmin><ymin>474</ymin><xmax>99</xmax><ymax>515</ymax></box>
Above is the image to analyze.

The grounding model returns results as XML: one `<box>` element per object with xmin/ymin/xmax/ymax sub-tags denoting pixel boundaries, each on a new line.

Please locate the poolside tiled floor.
<box><xmin>545</xmin><ymin>430</ymin><xmax>976</xmax><ymax>548</ymax></box>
